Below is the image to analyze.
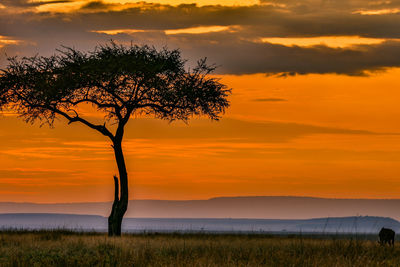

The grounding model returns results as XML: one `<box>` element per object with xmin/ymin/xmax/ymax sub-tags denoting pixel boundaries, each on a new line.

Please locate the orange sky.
<box><xmin>2</xmin><ymin>70</ymin><xmax>400</xmax><ymax>202</ymax></box>
<box><xmin>2</xmin><ymin>0</ymin><xmax>400</xmax><ymax>202</ymax></box>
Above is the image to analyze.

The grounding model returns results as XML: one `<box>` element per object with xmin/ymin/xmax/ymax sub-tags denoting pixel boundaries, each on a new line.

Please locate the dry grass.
<box><xmin>0</xmin><ymin>230</ymin><xmax>399</xmax><ymax>266</ymax></box>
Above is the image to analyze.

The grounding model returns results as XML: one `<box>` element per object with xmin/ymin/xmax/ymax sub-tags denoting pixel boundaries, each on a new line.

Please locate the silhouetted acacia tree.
<box><xmin>0</xmin><ymin>42</ymin><xmax>230</xmax><ymax>236</ymax></box>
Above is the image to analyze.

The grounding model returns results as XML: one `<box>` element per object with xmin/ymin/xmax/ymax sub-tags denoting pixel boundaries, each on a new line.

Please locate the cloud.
<box><xmin>0</xmin><ymin>168</ymin><xmax>80</xmax><ymax>178</ymax></box>
<box><xmin>252</xmin><ymin>98</ymin><xmax>287</xmax><ymax>102</ymax></box>
<box><xmin>2</xmin><ymin>1</ymin><xmax>400</xmax><ymax>75</ymax></box>
<box><xmin>1</xmin><ymin>0</ymin><xmax>71</xmax><ymax>8</ymax></box>
<box><xmin>180</xmin><ymin>36</ymin><xmax>400</xmax><ymax>75</ymax></box>
<box><xmin>123</xmin><ymin>118</ymin><xmax>382</xmax><ymax>142</ymax></box>
<box><xmin>0</xmin><ymin>115</ymin><xmax>385</xmax><ymax>145</ymax></box>
<box><xmin>80</xmin><ymin>1</ymin><xmax>114</xmax><ymax>10</ymax></box>
<box><xmin>3</xmin><ymin>2</ymin><xmax>400</xmax><ymax>37</ymax></box>
<box><xmin>1</xmin><ymin>116</ymin><xmax>394</xmax><ymax>161</ymax></box>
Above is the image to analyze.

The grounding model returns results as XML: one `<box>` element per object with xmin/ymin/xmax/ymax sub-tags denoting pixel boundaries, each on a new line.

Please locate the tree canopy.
<box><xmin>0</xmin><ymin>43</ymin><xmax>230</xmax><ymax>141</ymax></box>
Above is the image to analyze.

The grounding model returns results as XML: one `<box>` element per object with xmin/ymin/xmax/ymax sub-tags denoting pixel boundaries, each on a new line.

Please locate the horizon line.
<box><xmin>3</xmin><ymin>195</ymin><xmax>400</xmax><ymax>205</ymax></box>
<box><xmin>0</xmin><ymin>213</ymin><xmax>396</xmax><ymax>221</ymax></box>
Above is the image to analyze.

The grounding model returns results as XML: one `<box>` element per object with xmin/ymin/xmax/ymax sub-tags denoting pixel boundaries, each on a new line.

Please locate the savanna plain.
<box><xmin>0</xmin><ymin>230</ymin><xmax>399</xmax><ymax>266</ymax></box>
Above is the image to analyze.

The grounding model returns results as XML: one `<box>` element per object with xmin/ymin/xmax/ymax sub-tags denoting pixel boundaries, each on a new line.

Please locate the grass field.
<box><xmin>0</xmin><ymin>230</ymin><xmax>399</xmax><ymax>266</ymax></box>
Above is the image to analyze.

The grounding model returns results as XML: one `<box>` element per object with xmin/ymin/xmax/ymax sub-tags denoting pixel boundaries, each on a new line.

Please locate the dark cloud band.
<box><xmin>2</xmin><ymin>1</ymin><xmax>400</xmax><ymax>75</ymax></box>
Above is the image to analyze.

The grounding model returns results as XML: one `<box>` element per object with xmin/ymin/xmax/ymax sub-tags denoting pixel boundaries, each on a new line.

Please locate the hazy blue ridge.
<box><xmin>0</xmin><ymin>213</ymin><xmax>398</xmax><ymax>234</ymax></box>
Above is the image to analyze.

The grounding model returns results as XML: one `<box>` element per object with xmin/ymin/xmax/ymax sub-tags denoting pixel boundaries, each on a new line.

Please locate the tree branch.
<box><xmin>48</xmin><ymin>106</ymin><xmax>115</xmax><ymax>140</ymax></box>
<box><xmin>61</xmin><ymin>98</ymin><xmax>117</xmax><ymax>110</ymax></box>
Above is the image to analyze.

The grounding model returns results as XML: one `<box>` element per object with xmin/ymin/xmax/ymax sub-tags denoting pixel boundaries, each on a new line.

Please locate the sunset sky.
<box><xmin>2</xmin><ymin>0</ymin><xmax>400</xmax><ymax>203</ymax></box>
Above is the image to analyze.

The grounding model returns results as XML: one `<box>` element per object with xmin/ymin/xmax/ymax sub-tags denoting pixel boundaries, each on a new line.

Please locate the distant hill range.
<box><xmin>0</xmin><ymin>214</ymin><xmax>398</xmax><ymax>234</ymax></box>
<box><xmin>1</xmin><ymin>196</ymin><xmax>400</xmax><ymax>220</ymax></box>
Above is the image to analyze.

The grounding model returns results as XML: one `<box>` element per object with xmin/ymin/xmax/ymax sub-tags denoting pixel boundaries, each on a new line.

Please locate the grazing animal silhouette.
<box><xmin>379</xmin><ymin>227</ymin><xmax>395</xmax><ymax>246</ymax></box>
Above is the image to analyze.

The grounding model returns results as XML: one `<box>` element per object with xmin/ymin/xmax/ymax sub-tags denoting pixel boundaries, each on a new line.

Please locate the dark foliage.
<box><xmin>0</xmin><ymin>42</ymin><xmax>230</xmax><ymax>140</ymax></box>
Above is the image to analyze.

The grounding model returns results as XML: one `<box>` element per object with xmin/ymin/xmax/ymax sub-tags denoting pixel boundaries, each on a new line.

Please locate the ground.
<box><xmin>0</xmin><ymin>231</ymin><xmax>399</xmax><ymax>266</ymax></box>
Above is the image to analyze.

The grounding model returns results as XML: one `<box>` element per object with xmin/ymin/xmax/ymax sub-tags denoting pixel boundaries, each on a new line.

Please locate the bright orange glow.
<box><xmin>92</xmin><ymin>26</ymin><xmax>233</xmax><ymax>36</ymax></box>
<box><xmin>165</xmin><ymin>26</ymin><xmax>231</xmax><ymax>35</ymax></box>
<box><xmin>102</xmin><ymin>0</ymin><xmax>259</xmax><ymax>6</ymax></box>
<box><xmin>35</xmin><ymin>1</ymin><xmax>86</xmax><ymax>13</ymax></box>
<box><xmin>35</xmin><ymin>0</ymin><xmax>259</xmax><ymax>13</ymax></box>
<box><xmin>91</xmin><ymin>29</ymin><xmax>148</xmax><ymax>35</ymax></box>
<box><xmin>352</xmin><ymin>8</ymin><xmax>400</xmax><ymax>15</ymax></box>
<box><xmin>0</xmin><ymin>36</ymin><xmax>20</xmax><ymax>48</ymax></box>
<box><xmin>261</xmin><ymin>36</ymin><xmax>388</xmax><ymax>48</ymax></box>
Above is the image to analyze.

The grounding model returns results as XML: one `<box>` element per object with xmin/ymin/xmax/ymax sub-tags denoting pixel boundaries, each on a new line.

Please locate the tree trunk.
<box><xmin>108</xmin><ymin>140</ymin><xmax>128</xmax><ymax>236</ymax></box>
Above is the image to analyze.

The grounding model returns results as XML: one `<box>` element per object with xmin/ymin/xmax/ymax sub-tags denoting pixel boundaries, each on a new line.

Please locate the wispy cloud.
<box><xmin>252</xmin><ymin>98</ymin><xmax>287</xmax><ymax>102</ymax></box>
<box><xmin>352</xmin><ymin>8</ymin><xmax>400</xmax><ymax>15</ymax></box>
<box><xmin>1</xmin><ymin>0</ymin><xmax>72</xmax><ymax>8</ymax></box>
<box><xmin>261</xmin><ymin>36</ymin><xmax>387</xmax><ymax>48</ymax></box>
